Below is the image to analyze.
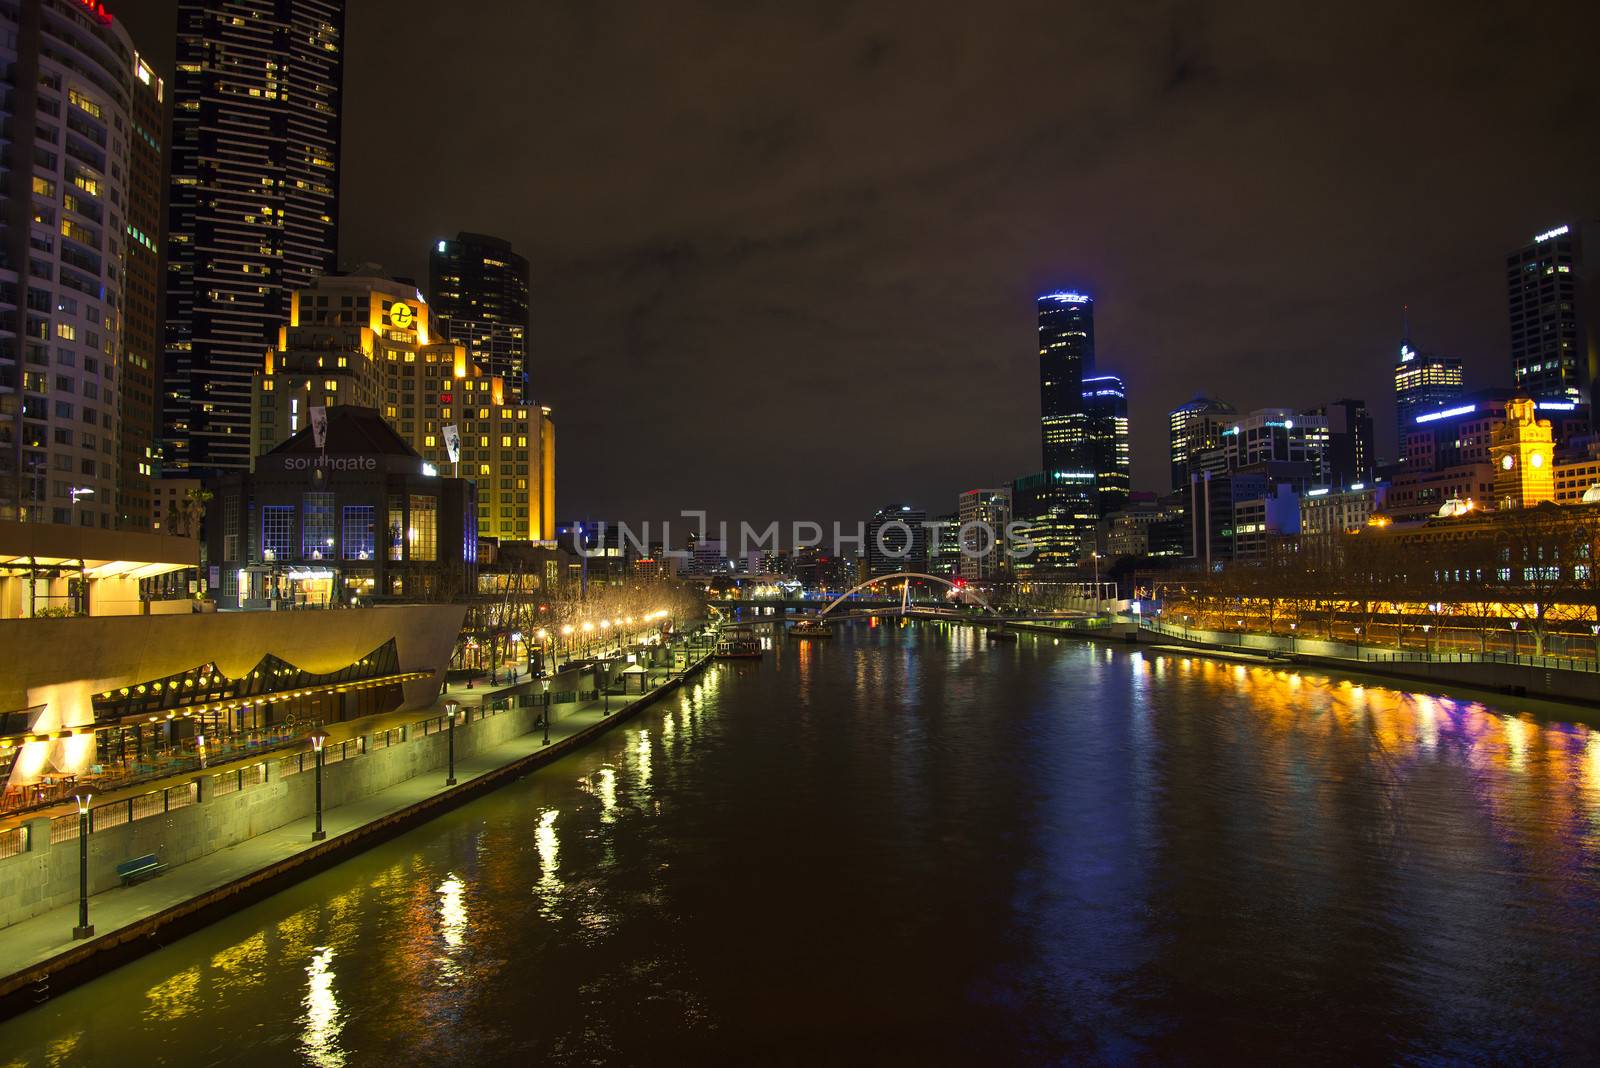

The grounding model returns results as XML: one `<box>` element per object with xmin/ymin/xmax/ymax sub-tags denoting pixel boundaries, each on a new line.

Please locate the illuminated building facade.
<box><xmin>428</xmin><ymin>232</ymin><xmax>530</xmax><ymax>401</ymax></box>
<box><xmin>1038</xmin><ymin>291</ymin><xmax>1094</xmax><ymax>477</ymax></box>
<box><xmin>1168</xmin><ymin>396</ymin><xmax>1237</xmax><ymax>492</ymax></box>
<box><xmin>957</xmin><ymin>487</ymin><xmax>1011</xmax><ymax>583</ymax></box>
<box><xmin>1489</xmin><ymin>398</ymin><xmax>1555</xmax><ymax>509</ymax></box>
<box><xmin>1</xmin><ymin>0</ymin><xmax>151</xmax><ymax>529</ymax></box>
<box><xmin>251</xmin><ymin>274</ymin><xmax>555</xmax><ymax>543</ymax></box>
<box><xmin>211</xmin><ymin>406</ymin><xmax>477</xmax><ymax>606</ymax></box>
<box><xmin>163</xmin><ymin>0</ymin><xmax>347</xmax><ymax>475</ymax></box>
<box><xmin>1082</xmin><ymin>374</ymin><xmax>1129</xmax><ymax>516</ymax></box>
<box><xmin>1305</xmin><ymin>397</ymin><xmax>1374</xmax><ymax>488</ymax></box>
<box><xmin>1508</xmin><ymin>222</ymin><xmax>1595</xmax><ymax>414</ymax></box>
<box><xmin>866</xmin><ymin>504</ymin><xmax>926</xmax><ymax>576</ymax></box>
<box><xmin>118</xmin><ymin>48</ymin><xmax>164</xmax><ymax>528</ymax></box>
<box><xmin>1222</xmin><ymin>408</ymin><xmax>1329</xmax><ymax>480</ymax></box>
<box><xmin>1010</xmin><ymin>470</ymin><xmax>1096</xmax><ymax>576</ymax></box>
<box><xmin>1393</xmin><ymin>340</ymin><xmax>1463</xmax><ymax>453</ymax></box>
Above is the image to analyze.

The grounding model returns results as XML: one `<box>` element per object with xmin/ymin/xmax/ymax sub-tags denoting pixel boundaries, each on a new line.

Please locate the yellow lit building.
<box><xmin>250</xmin><ymin>275</ymin><xmax>555</xmax><ymax>541</ymax></box>
<box><xmin>1488</xmin><ymin>398</ymin><xmax>1554</xmax><ymax>509</ymax></box>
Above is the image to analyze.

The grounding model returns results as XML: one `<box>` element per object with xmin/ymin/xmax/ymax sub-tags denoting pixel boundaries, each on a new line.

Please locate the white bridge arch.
<box><xmin>816</xmin><ymin>572</ymin><xmax>990</xmax><ymax>618</ymax></box>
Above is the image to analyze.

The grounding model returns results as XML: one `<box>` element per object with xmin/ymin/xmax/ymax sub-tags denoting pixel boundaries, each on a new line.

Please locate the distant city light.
<box><xmin>436</xmin><ymin>239</ymin><xmax>447</xmax><ymax>252</ymax></box>
<box><xmin>1415</xmin><ymin>404</ymin><xmax>1476</xmax><ymax>424</ymax></box>
<box><xmin>1533</xmin><ymin>224</ymin><xmax>1569</xmax><ymax>243</ymax></box>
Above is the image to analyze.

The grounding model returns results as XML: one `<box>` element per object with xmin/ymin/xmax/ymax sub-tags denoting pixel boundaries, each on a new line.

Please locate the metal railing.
<box><xmin>1138</xmin><ymin>618</ymin><xmax>1600</xmax><ymax>674</ymax></box>
<box><xmin>0</xmin><ymin>826</ymin><xmax>26</xmax><ymax>860</ymax></box>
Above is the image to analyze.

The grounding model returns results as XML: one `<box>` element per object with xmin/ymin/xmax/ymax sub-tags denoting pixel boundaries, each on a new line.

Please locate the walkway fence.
<box><xmin>1138</xmin><ymin>617</ymin><xmax>1600</xmax><ymax>674</ymax></box>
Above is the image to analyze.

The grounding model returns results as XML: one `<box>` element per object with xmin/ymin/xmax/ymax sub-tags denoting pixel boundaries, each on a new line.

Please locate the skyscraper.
<box><xmin>1508</xmin><ymin>222</ymin><xmax>1595</xmax><ymax>413</ymax></box>
<box><xmin>1305</xmin><ymin>397</ymin><xmax>1374</xmax><ymax>488</ymax></box>
<box><xmin>1393</xmin><ymin>339</ymin><xmax>1463</xmax><ymax>453</ymax></box>
<box><xmin>866</xmin><ymin>504</ymin><xmax>926</xmax><ymax>576</ymax></box>
<box><xmin>118</xmin><ymin>51</ymin><xmax>165</xmax><ymax>528</ymax></box>
<box><xmin>1038</xmin><ymin>291</ymin><xmax>1094</xmax><ymax>476</ymax></box>
<box><xmin>1168</xmin><ymin>396</ymin><xmax>1236</xmax><ymax>492</ymax></box>
<box><xmin>429</xmin><ymin>233</ymin><xmax>531</xmax><ymax>400</ymax></box>
<box><xmin>1</xmin><ymin>0</ymin><xmax>153</xmax><ymax>527</ymax></box>
<box><xmin>957</xmin><ymin>488</ymin><xmax>1011</xmax><ymax>583</ymax></box>
<box><xmin>1082</xmin><ymin>373</ymin><xmax>1129</xmax><ymax>516</ymax></box>
<box><xmin>163</xmin><ymin>0</ymin><xmax>347</xmax><ymax>475</ymax></box>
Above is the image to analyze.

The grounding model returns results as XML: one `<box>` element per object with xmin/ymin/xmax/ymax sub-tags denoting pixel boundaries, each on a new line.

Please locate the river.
<box><xmin>3</xmin><ymin>622</ymin><xmax>1599</xmax><ymax>1064</ymax></box>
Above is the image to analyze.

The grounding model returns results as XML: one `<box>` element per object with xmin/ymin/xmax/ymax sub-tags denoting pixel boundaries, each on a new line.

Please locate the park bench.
<box><xmin>116</xmin><ymin>853</ymin><xmax>166</xmax><ymax>886</ymax></box>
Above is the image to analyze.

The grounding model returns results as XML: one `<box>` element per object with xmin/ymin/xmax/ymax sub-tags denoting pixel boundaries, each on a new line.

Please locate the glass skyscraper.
<box><xmin>162</xmin><ymin>0</ymin><xmax>347</xmax><ymax>474</ymax></box>
<box><xmin>429</xmin><ymin>232</ymin><xmax>531</xmax><ymax>401</ymax></box>
<box><xmin>1508</xmin><ymin>222</ymin><xmax>1594</xmax><ymax>416</ymax></box>
<box><xmin>1038</xmin><ymin>291</ymin><xmax>1094</xmax><ymax>476</ymax></box>
<box><xmin>1082</xmin><ymin>374</ymin><xmax>1129</xmax><ymax>516</ymax></box>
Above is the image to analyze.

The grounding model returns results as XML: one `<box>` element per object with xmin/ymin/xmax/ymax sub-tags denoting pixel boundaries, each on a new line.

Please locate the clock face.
<box><xmin>389</xmin><ymin>302</ymin><xmax>414</xmax><ymax>329</ymax></box>
<box><xmin>1530</xmin><ymin>453</ymin><xmax>1544</xmax><ymax>469</ymax></box>
<box><xmin>1501</xmin><ymin>454</ymin><xmax>1515</xmax><ymax>470</ymax></box>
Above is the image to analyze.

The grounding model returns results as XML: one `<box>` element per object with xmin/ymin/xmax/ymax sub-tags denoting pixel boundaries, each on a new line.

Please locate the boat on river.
<box><xmin>791</xmin><ymin>620</ymin><xmax>834</xmax><ymax>639</ymax></box>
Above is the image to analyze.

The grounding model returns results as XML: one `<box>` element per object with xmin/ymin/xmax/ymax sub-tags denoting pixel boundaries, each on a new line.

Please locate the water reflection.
<box><xmin>4</xmin><ymin>629</ymin><xmax>1600</xmax><ymax>1064</ymax></box>
<box><xmin>299</xmin><ymin>947</ymin><xmax>345</xmax><ymax>1068</ymax></box>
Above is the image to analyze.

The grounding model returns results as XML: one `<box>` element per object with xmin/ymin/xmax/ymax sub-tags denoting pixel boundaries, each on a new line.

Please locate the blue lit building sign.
<box><xmin>1041</xmin><ymin>291</ymin><xmax>1091</xmax><ymax>304</ymax></box>
<box><xmin>1415</xmin><ymin>404</ymin><xmax>1476</xmax><ymax>425</ymax></box>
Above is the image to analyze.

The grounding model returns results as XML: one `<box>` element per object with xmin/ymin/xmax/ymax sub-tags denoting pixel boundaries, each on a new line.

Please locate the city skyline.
<box><xmin>121</xmin><ymin>1</ymin><xmax>1597</xmax><ymax>527</ymax></box>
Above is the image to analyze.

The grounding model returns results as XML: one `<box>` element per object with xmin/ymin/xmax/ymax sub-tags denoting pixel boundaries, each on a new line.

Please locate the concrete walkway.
<box><xmin>0</xmin><ymin>656</ymin><xmax>704</xmax><ymax>999</ymax></box>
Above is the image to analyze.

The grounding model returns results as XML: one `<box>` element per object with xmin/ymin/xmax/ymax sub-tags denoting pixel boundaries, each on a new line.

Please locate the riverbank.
<box><xmin>0</xmin><ymin>644</ymin><xmax>719</xmax><ymax>1020</ymax></box>
<box><xmin>924</xmin><ymin>615</ymin><xmax>1600</xmax><ymax>713</ymax></box>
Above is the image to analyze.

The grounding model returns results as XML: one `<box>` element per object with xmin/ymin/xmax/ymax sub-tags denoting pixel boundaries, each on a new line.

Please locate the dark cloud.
<box><xmin>122</xmin><ymin>0</ymin><xmax>1599</xmax><ymax>529</ymax></box>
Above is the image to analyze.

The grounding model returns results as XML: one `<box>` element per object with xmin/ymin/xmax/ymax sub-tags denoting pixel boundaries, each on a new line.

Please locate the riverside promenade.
<box><xmin>0</xmin><ymin>637</ymin><xmax>719</xmax><ymax>1019</ymax></box>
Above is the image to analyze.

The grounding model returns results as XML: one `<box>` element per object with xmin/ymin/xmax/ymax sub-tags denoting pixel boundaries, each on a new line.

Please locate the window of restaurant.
<box><xmin>343</xmin><ymin>504</ymin><xmax>375</xmax><ymax>560</ymax></box>
<box><xmin>408</xmin><ymin>494</ymin><xmax>437</xmax><ymax>561</ymax></box>
<box><xmin>262</xmin><ymin>504</ymin><xmax>295</xmax><ymax>561</ymax></box>
<box><xmin>303</xmin><ymin>492</ymin><xmax>335</xmax><ymax>559</ymax></box>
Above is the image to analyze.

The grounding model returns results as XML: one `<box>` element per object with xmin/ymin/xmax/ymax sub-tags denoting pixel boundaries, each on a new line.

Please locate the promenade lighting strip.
<box><xmin>0</xmin><ymin>671</ymin><xmax>436</xmax><ymax>747</ymax></box>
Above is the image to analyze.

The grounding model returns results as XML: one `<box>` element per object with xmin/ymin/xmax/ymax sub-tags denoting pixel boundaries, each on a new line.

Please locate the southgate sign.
<box><xmin>279</xmin><ymin>455</ymin><xmax>379</xmax><ymax>472</ymax></box>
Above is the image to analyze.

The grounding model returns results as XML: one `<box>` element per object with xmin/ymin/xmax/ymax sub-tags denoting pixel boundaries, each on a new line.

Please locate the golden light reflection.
<box><xmin>597</xmin><ymin>765</ymin><xmax>618</xmax><ymax>821</ymax></box>
<box><xmin>299</xmin><ymin>947</ymin><xmax>346</xmax><ymax>1068</ymax></box>
<box><xmin>636</xmin><ymin>729</ymin><xmax>652</xmax><ymax>791</ymax></box>
<box><xmin>434</xmin><ymin>873</ymin><xmax>469</xmax><ymax>986</ymax></box>
<box><xmin>209</xmin><ymin>931</ymin><xmax>269</xmax><ymax>994</ymax></box>
<box><xmin>535</xmin><ymin>808</ymin><xmax>562</xmax><ymax>912</ymax></box>
<box><xmin>143</xmin><ymin>965</ymin><xmax>200</xmax><ymax>1021</ymax></box>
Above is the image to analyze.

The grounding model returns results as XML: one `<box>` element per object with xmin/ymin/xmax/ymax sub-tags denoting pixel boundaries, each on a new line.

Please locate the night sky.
<box><xmin>123</xmin><ymin>1</ymin><xmax>1597</xmax><ymax>531</ymax></box>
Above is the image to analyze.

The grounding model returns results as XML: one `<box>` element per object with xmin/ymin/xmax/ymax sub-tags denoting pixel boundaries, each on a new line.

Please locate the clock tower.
<box><xmin>1490</xmin><ymin>397</ymin><xmax>1556</xmax><ymax>508</ymax></box>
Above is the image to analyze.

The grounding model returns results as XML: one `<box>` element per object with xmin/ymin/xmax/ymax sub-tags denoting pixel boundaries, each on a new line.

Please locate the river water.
<box><xmin>3</xmin><ymin>622</ymin><xmax>1599</xmax><ymax>1065</ymax></box>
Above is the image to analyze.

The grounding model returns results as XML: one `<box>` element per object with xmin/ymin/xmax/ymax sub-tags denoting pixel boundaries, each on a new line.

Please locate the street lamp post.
<box><xmin>510</xmin><ymin>631</ymin><xmax>522</xmax><ymax>682</ymax></box>
<box><xmin>1592</xmin><ymin>623</ymin><xmax>1599</xmax><ymax>668</ymax></box>
<box><xmin>1354</xmin><ymin>625</ymin><xmax>1362</xmax><ymax>659</ymax></box>
<box><xmin>1288</xmin><ymin>621</ymin><xmax>1297</xmax><ymax>654</ymax></box>
<box><xmin>1509</xmin><ymin>620</ymin><xmax>1520</xmax><ymax>659</ymax></box>
<box><xmin>1422</xmin><ymin>623</ymin><xmax>1432</xmax><ymax>657</ymax></box>
<box><xmin>310</xmin><ymin>729</ymin><xmax>328</xmax><ymax>841</ymax></box>
<box><xmin>1236</xmin><ymin>618</ymin><xmax>1245</xmax><ymax>648</ymax></box>
<box><xmin>542</xmin><ymin>679</ymin><xmax>551</xmax><ymax>745</ymax></box>
<box><xmin>445</xmin><ymin>699</ymin><xmax>460</xmax><ymax>786</ymax></box>
<box><xmin>72</xmin><ymin>793</ymin><xmax>93</xmax><ymax>939</ymax></box>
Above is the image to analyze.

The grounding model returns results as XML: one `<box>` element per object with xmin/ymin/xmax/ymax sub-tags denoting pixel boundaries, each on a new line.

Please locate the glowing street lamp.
<box><xmin>310</xmin><ymin>729</ymin><xmax>329</xmax><ymax>841</ymax></box>
<box><xmin>69</xmin><ymin>485</ymin><xmax>93</xmax><ymax>527</ymax></box>
<box><xmin>1288</xmin><ymin>621</ymin><xmax>1297</xmax><ymax>654</ymax></box>
<box><xmin>1354</xmin><ymin>625</ymin><xmax>1362</xmax><ymax>658</ymax></box>
<box><xmin>542</xmin><ymin>678</ymin><xmax>551</xmax><ymax>746</ymax></box>
<box><xmin>444</xmin><ymin>699</ymin><xmax>460</xmax><ymax>786</ymax></box>
<box><xmin>1509</xmin><ymin>619</ymin><xmax>1520</xmax><ymax>658</ymax></box>
<box><xmin>72</xmin><ymin>793</ymin><xmax>93</xmax><ymax>939</ymax></box>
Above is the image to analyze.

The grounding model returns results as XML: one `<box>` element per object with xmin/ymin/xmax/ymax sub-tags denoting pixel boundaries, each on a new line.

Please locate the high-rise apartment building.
<box><xmin>1</xmin><ymin>0</ymin><xmax>153</xmax><ymax>528</ymax></box>
<box><xmin>1082</xmin><ymin>374</ymin><xmax>1129</xmax><ymax>516</ymax></box>
<box><xmin>957</xmin><ymin>487</ymin><xmax>1011</xmax><ymax>583</ymax></box>
<box><xmin>163</xmin><ymin>0</ymin><xmax>347</xmax><ymax>475</ymax></box>
<box><xmin>118</xmin><ymin>49</ymin><xmax>164</xmax><ymax>527</ymax></box>
<box><xmin>250</xmin><ymin>274</ymin><xmax>555</xmax><ymax>543</ymax></box>
<box><xmin>1508</xmin><ymin>222</ymin><xmax>1595</xmax><ymax>414</ymax></box>
<box><xmin>429</xmin><ymin>233</ymin><xmax>530</xmax><ymax>400</ymax></box>
<box><xmin>1168</xmin><ymin>396</ymin><xmax>1236</xmax><ymax>492</ymax></box>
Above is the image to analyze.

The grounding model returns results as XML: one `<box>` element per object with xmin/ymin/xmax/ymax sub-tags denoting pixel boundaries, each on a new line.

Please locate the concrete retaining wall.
<box><xmin>0</xmin><ymin>697</ymin><xmax>565</xmax><ymax>931</ymax></box>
